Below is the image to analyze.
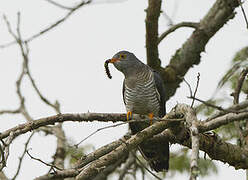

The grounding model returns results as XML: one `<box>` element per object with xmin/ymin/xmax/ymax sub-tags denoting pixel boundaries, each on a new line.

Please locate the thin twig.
<box><xmin>189</xmin><ymin>96</ymin><xmax>225</xmax><ymax>112</ymax></box>
<box><xmin>0</xmin><ymin>109</ymin><xmax>20</xmax><ymax>115</ymax></box>
<box><xmin>3</xmin><ymin>13</ymin><xmax>33</xmax><ymax>122</ymax></box>
<box><xmin>158</xmin><ymin>22</ymin><xmax>199</xmax><ymax>44</ymax></box>
<box><xmin>45</xmin><ymin>0</ymin><xmax>74</xmax><ymax>10</ymax></box>
<box><xmin>12</xmin><ymin>132</ymin><xmax>35</xmax><ymax>180</ymax></box>
<box><xmin>179</xmin><ymin>76</ymin><xmax>193</xmax><ymax>97</ymax></box>
<box><xmin>74</xmin><ymin>117</ymin><xmax>183</xmax><ymax>147</ymax></box>
<box><xmin>74</xmin><ymin>122</ymin><xmax>129</xmax><ymax>147</ymax></box>
<box><xmin>237</xmin><ymin>0</ymin><xmax>248</xmax><ymax>29</ymax></box>
<box><xmin>0</xmin><ymin>0</ymin><xmax>91</xmax><ymax>48</ymax></box>
<box><xmin>131</xmin><ymin>151</ymin><xmax>162</xmax><ymax>180</ymax></box>
<box><xmin>191</xmin><ymin>73</ymin><xmax>200</xmax><ymax>108</ymax></box>
<box><xmin>74</xmin><ymin>118</ymin><xmax>150</xmax><ymax>147</ymax></box>
<box><xmin>26</xmin><ymin>149</ymin><xmax>63</xmax><ymax>171</ymax></box>
<box><xmin>232</xmin><ymin>67</ymin><xmax>248</xmax><ymax>104</ymax></box>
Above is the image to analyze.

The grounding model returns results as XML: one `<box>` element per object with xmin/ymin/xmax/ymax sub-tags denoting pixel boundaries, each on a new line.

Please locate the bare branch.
<box><xmin>156</xmin><ymin>124</ymin><xmax>248</xmax><ymax>170</ymax></box>
<box><xmin>0</xmin><ymin>0</ymin><xmax>91</xmax><ymax>48</ymax></box>
<box><xmin>0</xmin><ymin>113</ymin><xmax>126</xmax><ymax>140</ymax></box>
<box><xmin>27</xmin><ymin>149</ymin><xmax>63</xmax><ymax>171</ymax></box>
<box><xmin>191</xmin><ymin>73</ymin><xmax>200</xmax><ymax>108</ymax></box>
<box><xmin>237</xmin><ymin>0</ymin><xmax>248</xmax><ymax>29</ymax></box>
<box><xmin>75</xmin><ymin>112</ymin><xmax>178</xmax><ymax>180</ymax></box>
<box><xmin>45</xmin><ymin>0</ymin><xmax>74</xmax><ymax>10</ymax></box>
<box><xmin>232</xmin><ymin>67</ymin><xmax>248</xmax><ymax>104</ymax></box>
<box><xmin>158</xmin><ymin>22</ymin><xmax>199</xmax><ymax>44</ymax></box>
<box><xmin>12</xmin><ymin>132</ymin><xmax>35</xmax><ymax>180</ymax></box>
<box><xmin>180</xmin><ymin>76</ymin><xmax>193</xmax><ymax>97</ymax></box>
<box><xmin>206</xmin><ymin>100</ymin><xmax>248</xmax><ymax>121</ymax></box>
<box><xmin>35</xmin><ymin>169</ymin><xmax>79</xmax><ymax>180</ymax></box>
<box><xmin>75</xmin><ymin>134</ymin><xmax>131</xmax><ymax>169</ymax></box>
<box><xmin>131</xmin><ymin>151</ymin><xmax>162</xmax><ymax>180</ymax></box>
<box><xmin>0</xmin><ymin>131</ymin><xmax>15</xmax><ymax>171</ymax></box>
<box><xmin>200</xmin><ymin>111</ymin><xmax>248</xmax><ymax>132</ymax></box>
<box><xmin>189</xmin><ymin>96</ymin><xmax>226</xmax><ymax>112</ymax></box>
<box><xmin>74</xmin><ymin>122</ymin><xmax>129</xmax><ymax>147</ymax></box>
<box><xmin>0</xmin><ymin>109</ymin><xmax>20</xmax><ymax>115</ymax></box>
<box><xmin>186</xmin><ymin>107</ymin><xmax>199</xmax><ymax>180</ymax></box>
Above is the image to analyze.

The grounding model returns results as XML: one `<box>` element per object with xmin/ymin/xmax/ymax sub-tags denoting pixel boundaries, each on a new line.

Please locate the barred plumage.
<box><xmin>124</xmin><ymin>68</ymin><xmax>160</xmax><ymax>116</ymax></box>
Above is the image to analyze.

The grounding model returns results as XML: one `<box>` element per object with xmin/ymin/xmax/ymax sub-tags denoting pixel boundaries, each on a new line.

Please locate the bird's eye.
<box><xmin>119</xmin><ymin>54</ymin><xmax>127</xmax><ymax>59</ymax></box>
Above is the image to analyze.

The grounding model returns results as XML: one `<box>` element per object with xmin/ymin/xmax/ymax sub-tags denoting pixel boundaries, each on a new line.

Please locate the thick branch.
<box><xmin>161</xmin><ymin>0</ymin><xmax>239</xmax><ymax>100</ymax></box>
<box><xmin>145</xmin><ymin>0</ymin><xmax>162</xmax><ymax>69</ymax></box>
<box><xmin>29</xmin><ymin>104</ymin><xmax>248</xmax><ymax>179</ymax></box>
<box><xmin>155</xmin><ymin>124</ymin><xmax>248</xmax><ymax>170</ymax></box>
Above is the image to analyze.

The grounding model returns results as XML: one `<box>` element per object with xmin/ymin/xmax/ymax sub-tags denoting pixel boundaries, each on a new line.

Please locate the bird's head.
<box><xmin>107</xmin><ymin>51</ymin><xmax>142</xmax><ymax>76</ymax></box>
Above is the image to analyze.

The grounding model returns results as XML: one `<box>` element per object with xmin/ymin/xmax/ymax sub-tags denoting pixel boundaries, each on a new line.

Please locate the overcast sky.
<box><xmin>0</xmin><ymin>0</ymin><xmax>247</xmax><ymax>179</ymax></box>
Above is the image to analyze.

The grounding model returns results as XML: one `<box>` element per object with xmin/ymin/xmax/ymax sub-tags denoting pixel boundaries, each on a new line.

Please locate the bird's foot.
<box><xmin>126</xmin><ymin>111</ymin><xmax>133</xmax><ymax>121</ymax></box>
<box><xmin>148</xmin><ymin>113</ymin><xmax>154</xmax><ymax>125</ymax></box>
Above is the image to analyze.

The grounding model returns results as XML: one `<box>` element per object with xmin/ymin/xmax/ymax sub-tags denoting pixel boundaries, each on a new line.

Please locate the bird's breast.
<box><xmin>124</xmin><ymin>79</ymin><xmax>160</xmax><ymax>116</ymax></box>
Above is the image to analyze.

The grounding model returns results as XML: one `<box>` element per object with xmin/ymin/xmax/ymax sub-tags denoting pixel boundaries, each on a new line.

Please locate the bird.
<box><xmin>106</xmin><ymin>50</ymin><xmax>169</xmax><ymax>172</ymax></box>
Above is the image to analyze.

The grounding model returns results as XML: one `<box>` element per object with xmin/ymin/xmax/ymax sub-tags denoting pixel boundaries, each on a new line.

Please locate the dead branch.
<box><xmin>45</xmin><ymin>0</ymin><xmax>74</xmax><ymax>10</ymax></box>
<box><xmin>0</xmin><ymin>113</ymin><xmax>126</xmax><ymax>140</ymax></box>
<box><xmin>0</xmin><ymin>132</ymin><xmax>15</xmax><ymax>171</ymax></box>
<box><xmin>130</xmin><ymin>151</ymin><xmax>162</xmax><ymax>180</ymax></box>
<box><xmin>233</xmin><ymin>67</ymin><xmax>248</xmax><ymax>104</ymax></box>
<box><xmin>156</xmin><ymin>125</ymin><xmax>248</xmax><ymax>170</ymax></box>
<box><xmin>0</xmin><ymin>0</ymin><xmax>91</xmax><ymax>48</ymax></box>
<box><xmin>191</xmin><ymin>73</ymin><xmax>200</xmax><ymax>108</ymax></box>
<box><xmin>75</xmin><ymin>112</ymin><xmax>177</xmax><ymax>180</ymax></box>
<box><xmin>12</xmin><ymin>132</ymin><xmax>35</xmax><ymax>180</ymax></box>
<box><xmin>1</xmin><ymin>103</ymin><xmax>248</xmax><ymax>143</ymax></box>
<box><xmin>206</xmin><ymin>100</ymin><xmax>248</xmax><ymax>121</ymax></box>
<box><xmin>26</xmin><ymin>150</ymin><xmax>63</xmax><ymax>171</ymax></box>
<box><xmin>237</xmin><ymin>0</ymin><xmax>248</xmax><ymax>29</ymax></box>
<box><xmin>75</xmin><ymin>134</ymin><xmax>131</xmax><ymax>169</ymax></box>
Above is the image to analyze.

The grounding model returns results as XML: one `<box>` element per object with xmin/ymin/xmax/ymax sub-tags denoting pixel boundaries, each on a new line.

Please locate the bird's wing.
<box><xmin>122</xmin><ymin>79</ymin><xmax>126</xmax><ymax>105</ymax></box>
<box><xmin>153</xmin><ymin>70</ymin><xmax>166</xmax><ymax>117</ymax></box>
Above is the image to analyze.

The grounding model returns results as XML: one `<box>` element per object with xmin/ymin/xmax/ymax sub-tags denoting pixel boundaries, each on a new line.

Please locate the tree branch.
<box><xmin>158</xmin><ymin>22</ymin><xmax>199</xmax><ymax>44</ymax></box>
<box><xmin>75</xmin><ymin>112</ymin><xmax>178</xmax><ymax>180</ymax></box>
<box><xmin>0</xmin><ymin>113</ymin><xmax>126</xmax><ymax>140</ymax></box>
<box><xmin>161</xmin><ymin>0</ymin><xmax>240</xmax><ymax>100</ymax></box>
<box><xmin>156</xmin><ymin>124</ymin><xmax>248</xmax><ymax>170</ymax></box>
<box><xmin>145</xmin><ymin>0</ymin><xmax>162</xmax><ymax>69</ymax></box>
<box><xmin>32</xmin><ymin>104</ymin><xmax>248</xmax><ymax>180</ymax></box>
<box><xmin>0</xmin><ymin>0</ymin><xmax>91</xmax><ymax>48</ymax></box>
<box><xmin>12</xmin><ymin>132</ymin><xmax>35</xmax><ymax>180</ymax></box>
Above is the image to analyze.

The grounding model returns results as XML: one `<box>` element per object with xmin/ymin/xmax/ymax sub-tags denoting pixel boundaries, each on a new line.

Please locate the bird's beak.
<box><xmin>108</xmin><ymin>58</ymin><xmax>120</xmax><ymax>63</ymax></box>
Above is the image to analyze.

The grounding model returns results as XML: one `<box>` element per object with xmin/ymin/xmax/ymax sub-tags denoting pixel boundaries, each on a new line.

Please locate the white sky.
<box><xmin>0</xmin><ymin>0</ymin><xmax>247</xmax><ymax>179</ymax></box>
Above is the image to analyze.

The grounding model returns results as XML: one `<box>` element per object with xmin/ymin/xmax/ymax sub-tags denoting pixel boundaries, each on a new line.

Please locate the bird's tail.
<box><xmin>129</xmin><ymin>122</ymin><xmax>169</xmax><ymax>172</ymax></box>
